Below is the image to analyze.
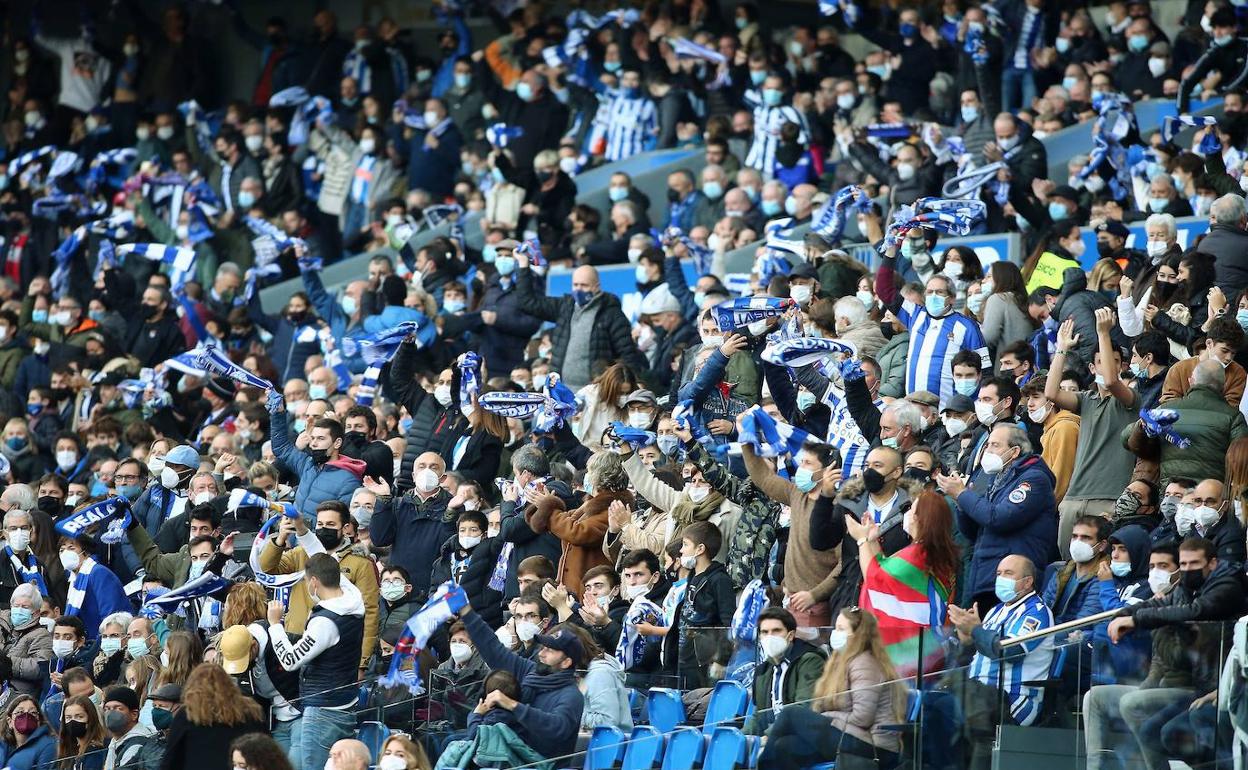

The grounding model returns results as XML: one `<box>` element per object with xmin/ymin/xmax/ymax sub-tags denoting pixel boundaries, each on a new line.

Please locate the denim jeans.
<box><xmin>299</xmin><ymin>706</ymin><xmax>356</xmax><ymax>770</ymax></box>
<box><xmin>1001</xmin><ymin>67</ymin><xmax>1036</xmax><ymax>113</ymax></box>
<box><xmin>342</xmin><ymin>198</ymin><xmax>367</xmax><ymax>248</ymax></box>
<box><xmin>274</xmin><ymin>717</ymin><xmax>298</xmax><ymax>765</ymax></box>
<box><xmin>1083</xmin><ymin>684</ymin><xmax>1194</xmax><ymax>770</ymax></box>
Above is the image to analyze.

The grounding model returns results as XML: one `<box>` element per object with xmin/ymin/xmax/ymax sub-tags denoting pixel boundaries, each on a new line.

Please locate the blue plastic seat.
<box><xmin>703</xmin><ymin>679</ymin><xmax>750</xmax><ymax>731</ymax></box>
<box><xmin>622</xmin><ymin>725</ymin><xmax>665</xmax><ymax>770</ymax></box>
<box><xmin>660</xmin><ymin>726</ymin><xmax>706</xmax><ymax>770</ymax></box>
<box><xmin>587</xmin><ymin>725</ymin><xmax>627</xmax><ymax>770</ymax></box>
<box><xmin>355</xmin><ymin>721</ymin><xmax>390</xmax><ymax>762</ymax></box>
<box><xmin>647</xmin><ymin>687</ymin><xmax>687</xmax><ymax>733</ymax></box>
<box><xmin>706</xmin><ymin>726</ymin><xmax>748</xmax><ymax>769</ymax></box>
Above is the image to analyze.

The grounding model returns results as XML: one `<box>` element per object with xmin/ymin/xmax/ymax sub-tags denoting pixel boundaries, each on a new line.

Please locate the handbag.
<box><xmin>835</xmin><ymin>723</ymin><xmax>881</xmax><ymax>769</ymax></box>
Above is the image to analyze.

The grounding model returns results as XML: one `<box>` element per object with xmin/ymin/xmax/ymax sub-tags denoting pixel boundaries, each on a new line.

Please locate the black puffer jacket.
<box><xmin>1127</xmin><ymin>560</ymin><xmax>1248</xmax><ymax>628</ymax></box>
<box><xmin>513</xmin><ymin>266</ymin><xmax>648</xmax><ymax>385</ymax></box>
<box><xmin>1054</xmin><ymin>267</ymin><xmax>1118</xmax><ymax>369</ymax></box>
<box><xmin>389</xmin><ymin>340</ymin><xmax>463</xmax><ymax>493</ymax></box>
<box><xmin>429</xmin><ymin>534</ymin><xmax>504</xmax><ymax>628</ymax></box>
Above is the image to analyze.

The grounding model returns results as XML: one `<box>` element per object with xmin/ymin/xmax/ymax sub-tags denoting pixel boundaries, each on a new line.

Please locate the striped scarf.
<box><xmin>65</xmin><ymin>557</ymin><xmax>99</xmax><ymax>619</ymax></box>
<box><xmin>4</xmin><ymin>547</ymin><xmax>46</xmax><ymax>597</ymax></box>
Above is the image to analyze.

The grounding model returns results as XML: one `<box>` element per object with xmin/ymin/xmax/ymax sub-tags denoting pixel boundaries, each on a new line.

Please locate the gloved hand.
<box><xmin>265</xmin><ymin>389</ymin><xmax>285</xmax><ymax>415</ymax></box>
<box><xmin>839</xmin><ymin>357</ymin><xmax>865</xmax><ymax>383</ymax></box>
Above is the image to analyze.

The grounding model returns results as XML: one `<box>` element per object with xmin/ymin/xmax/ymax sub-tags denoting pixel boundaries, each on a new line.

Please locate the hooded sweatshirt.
<box><xmin>580</xmin><ymin>654</ymin><xmax>633</xmax><ymax>731</ymax></box>
<box><xmin>1093</xmin><ymin>524</ymin><xmax>1154</xmax><ymax>682</ymax></box>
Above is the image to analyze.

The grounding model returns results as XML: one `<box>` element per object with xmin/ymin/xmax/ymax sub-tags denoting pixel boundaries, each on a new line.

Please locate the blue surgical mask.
<box><xmin>608</xmin><ymin>186</ymin><xmax>628</xmax><ymax>202</ymax></box>
<box><xmin>482</xmin><ymin>244</ymin><xmax>497</xmax><ymax>264</ymax></box>
<box><xmin>762</xmin><ymin>88</ymin><xmax>783</xmax><ymax>107</ymax></box>
<box><xmin>1048</xmin><ymin>202</ymin><xmax>1068</xmax><ymax>221</ymax></box>
<box><xmin>1055</xmin><ymin>37</ymin><xmax>1072</xmax><ymax>54</ymax></box>
<box><xmin>495</xmin><ymin>256</ymin><xmax>516</xmax><ymax>276</ymax></box>
<box><xmin>761</xmin><ymin>199</ymin><xmax>781</xmax><ymax>217</ymax></box>
<box><xmin>899</xmin><ymin>22</ymin><xmax>917</xmax><ymax>38</ymax></box>
<box><xmin>924</xmin><ymin>294</ymin><xmax>947</xmax><ymax>316</ymax></box>
<box><xmin>515</xmin><ymin>82</ymin><xmax>533</xmax><ymax>101</ymax></box>
<box><xmin>960</xmin><ymin>105</ymin><xmax>979</xmax><ymax>124</ymax></box>
<box><xmin>454</xmin><ymin>73</ymin><xmax>472</xmax><ymax>89</ymax></box>
<box><xmin>5</xmin><ymin>436</ymin><xmax>25</xmax><ymax>451</ymax></box>
<box><xmin>1062</xmin><ymin>76</ymin><xmax>1078</xmax><ymax>92</ymax></box>
<box><xmin>237</xmin><ymin>190</ymin><xmax>256</xmax><ymax>209</ymax></box>
<box><xmin>1110</xmin><ymin>561</ymin><xmax>1132</xmax><ymax>578</ymax></box>
<box><xmin>89</xmin><ymin>309</ymin><xmax>105</xmax><ymax>322</ymax></box>
<box><xmin>1148</xmin><ymin>197</ymin><xmax>1169</xmax><ymax>213</ymax></box>
<box><xmin>1216</xmin><ymin>34</ymin><xmax>1234</xmax><ymax>47</ymax></box>
<box><xmin>749</xmin><ymin>69</ymin><xmax>766</xmax><ymax>85</ymax></box>
<box><xmin>797</xmin><ymin>391</ymin><xmax>817</xmax><ymax>412</ymax></box>
<box><xmin>703</xmin><ymin>181</ymin><xmax>723</xmax><ymax>200</ymax></box>
<box><xmin>1128</xmin><ymin>34</ymin><xmax>1150</xmax><ymax>52</ymax></box>
<box><xmin>793</xmin><ymin>467</ymin><xmax>818</xmax><ymax>492</ymax></box>
<box><xmin>491</xmin><ymin>167</ymin><xmax>505</xmax><ymax>184</ymax></box>
<box><xmin>953</xmin><ymin>378</ymin><xmax>978</xmax><ymax>397</ymax></box>
<box><xmin>31</xmin><ymin>309</ymin><xmax>47</xmax><ymax>324</ymax></box>
<box><xmin>604</xmin><ymin>60</ymin><xmax>621</xmax><ymax>73</ymax></box>
<box><xmin>309</xmin><ymin>384</ymin><xmax>328</xmax><ymax>400</ymax></box>
<box><xmin>118</xmin><ymin>483</ymin><xmax>143</xmax><ymax>501</ymax></box>
<box><xmin>25</xmin><ymin>403</ymin><xmax>42</xmax><ymax>417</ymax></box>
<box><xmin>293</xmin><ymin>418</ymin><xmax>307</xmax><ymax>433</ymax></box>
<box><xmin>444</xmin><ymin>299</ymin><xmax>465</xmax><ymax>313</ymax></box>
<box><xmin>1129</xmin><ymin>361</ymin><xmax>1149</xmax><ymax>379</ymax></box>
<box><xmin>995</xmin><ymin>575</ymin><xmax>1018</xmax><ymax>603</ymax></box>
<box><xmin>784</xmin><ymin>195</ymin><xmax>798</xmax><ymax>216</ymax></box>
<box><xmin>188</xmin><ymin>560</ymin><xmax>206</xmax><ymax>580</ymax></box>
<box><xmin>1237</xmin><ymin>308</ymin><xmax>1248</xmax><ymax>331</ymax></box>
<box><xmin>657</xmin><ymin>435</ymin><xmax>679</xmax><ymax>456</ymax></box>
<box><xmin>9</xmin><ymin>607</ymin><xmax>31</xmax><ymax>627</ymax></box>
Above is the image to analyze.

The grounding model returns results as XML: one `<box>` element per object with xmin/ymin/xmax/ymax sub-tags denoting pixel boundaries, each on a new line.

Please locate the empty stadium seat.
<box><xmin>622</xmin><ymin>725</ymin><xmax>665</xmax><ymax>770</ymax></box>
<box><xmin>647</xmin><ymin>688</ymin><xmax>687</xmax><ymax>733</ymax></box>
<box><xmin>703</xmin><ymin>679</ymin><xmax>750</xmax><ymax>731</ymax></box>
<box><xmin>355</xmin><ymin>721</ymin><xmax>390</xmax><ymax>762</ymax></box>
<box><xmin>586</xmin><ymin>725</ymin><xmax>627</xmax><ymax>770</ymax></box>
<box><xmin>706</xmin><ymin>726</ymin><xmax>749</xmax><ymax>769</ymax></box>
<box><xmin>660</xmin><ymin>726</ymin><xmax>706</xmax><ymax>770</ymax></box>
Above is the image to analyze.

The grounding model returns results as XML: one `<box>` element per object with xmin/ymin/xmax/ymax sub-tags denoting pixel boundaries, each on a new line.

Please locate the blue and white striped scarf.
<box><xmin>737</xmin><ymin>404</ymin><xmax>822</xmax><ymax>458</ymax></box>
<box><xmin>480</xmin><ymin>391</ymin><xmax>547</xmax><ymax>418</ymax></box>
<box><xmin>140</xmin><ymin>571</ymin><xmax>232</xmax><ymax>616</ymax></box>
<box><xmin>458</xmin><ymin>351</ymin><xmax>482</xmax><ymax>416</ymax></box>
<box><xmin>486</xmin><ymin>124</ymin><xmax>524</xmax><ymax>149</ymax></box>
<box><xmin>1162</xmin><ymin>114</ymin><xmax>1219</xmax><ymax>144</ymax></box>
<box><xmin>64</xmin><ymin>556</ymin><xmax>99</xmax><ymax>621</ymax></box>
<box><xmin>661</xmin><ymin>226</ymin><xmax>712</xmax><ymax>276</ymax></box>
<box><xmin>668</xmin><ymin>36</ymin><xmax>727</xmax><ymax>65</ymax></box>
<box><xmin>195</xmin><ymin>343</ymin><xmax>274</xmax><ymax>391</ymax></box>
<box><xmin>811</xmin><ymin>185</ymin><xmax>870</xmax><ymax>241</ymax></box>
<box><xmin>567</xmin><ymin>8</ymin><xmax>640</xmax><ymax>29</ymax></box>
<box><xmin>730</xmin><ymin>579</ymin><xmax>768</xmax><ymax>643</ymax></box>
<box><xmin>90</xmin><ymin>210</ymin><xmax>135</xmax><ymax>241</ymax></box>
<box><xmin>533</xmin><ymin>374</ymin><xmax>579</xmax><ymax>432</ymax></box>
<box><xmin>55</xmin><ymin>497</ymin><xmax>134</xmax><ymax>542</ymax></box>
<box><xmin>616</xmin><ymin>597</ymin><xmax>664</xmax><ymax>669</ymax></box>
<box><xmin>711</xmin><ymin>297</ymin><xmax>796</xmax><ymax>333</ymax></box>
<box><xmin>609</xmin><ymin>423</ymin><xmax>656</xmax><ymax>450</ymax></box>
<box><xmin>7</xmin><ymin>145</ymin><xmax>55</xmax><ymax>177</ymax></box>
<box><xmin>762</xmin><ymin>337</ymin><xmax>858</xmax><ymax>369</ymax></box>
<box><xmin>4</xmin><ymin>547</ymin><xmax>47</xmax><ymax>597</ymax></box>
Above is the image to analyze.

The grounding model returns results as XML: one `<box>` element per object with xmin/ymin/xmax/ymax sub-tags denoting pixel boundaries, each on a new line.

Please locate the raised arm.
<box><xmin>1045</xmin><ymin>319</ymin><xmax>1081</xmax><ymax>413</ymax></box>
<box><xmin>1095</xmin><ymin>308</ymin><xmax>1135</xmax><ymax>407</ymax></box>
<box><xmin>621</xmin><ymin>451</ymin><xmax>683</xmax><ymax>513</ymax></box>
<box><xmin>740</xmin><ymin>441</ymin><xmax>797</xmax><ymax>505</ymax></box>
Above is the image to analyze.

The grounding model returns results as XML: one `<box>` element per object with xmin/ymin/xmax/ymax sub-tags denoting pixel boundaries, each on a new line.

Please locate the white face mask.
<box><xmin>1069</xmin><ymin>539</ymin><xmax>1096</xmax><ymax>564</ymax></box>
<box><xmin>56</xmin><ymin>450</ymin><xmax>78</xmax><ymax>470</ymax></box>
<box><xmin>1193</xmin><ymin>504</ymin><xmax>1221</xmax><ymax>529</ymax></box>
<box><xmin>148</xmin><ymin>456</ymin><xmax>166</xmax><ymax>474</ymax></box>
<box><xmin>434</xmin><ymin>385</ymin><xmax>453</xmax><ymax>407</ymax></box>
<box><xmin>973</xmin><ymin>400</ymin><xmax>999</xmax><ymax>426</ymax></box>
<box><xmin>980</xmin><ymin>450</ymin><xmax>1007</xmax><ymax>475</ymax></box>
<box><xmin>7</xmin><ymin>529</ymin><xmax>30</xmax><ymax>552</ymax></box>
<box><xmin>496</xmin><ymin>626</ymin><xmax>516</xmax><ymax>648</ymax></box>
<box><xmin>687</xmin><ymin>485</ymin><xmax>710</xmax><ymax>503</ymax></box>
<box><xmin>59</xmin><ymin>549</ymin><xmax>81</xmax><ymax>572</ymax></box>
<box><xmin>791</xmin><ymin>284</ymin><xmax>812</xmax><ymax>305</ymax></box>
<box><xmin>759</xmin><ymin>634</ymin><xmax>790</xmax><ymax>660</ymax></box>
<box><xmin>52</xmin><ymin>639</ymin><xmax>75</xmax><ymax>658</ymax></box>
<box><xmin>1027</xmin><ymin>403</ymin><xmax>1050</xmax><ymax>423</ymax></box>
<box><xmin>624</xmin><ymin>582</ymin><xmax>651</xmax><ymax>600</ymax></box>
<box><xmin>244</xmin><ymin>134</ymin><xmax>264</xmax><ymax>153</ymax></box>
<box><xmin>943</xmin><ymin>417</ymin><xmax>968</xmax><ymax>436</ymax></box>
<box><xmin>359</xmin><ymin>137</ymin><xmax>376</xmax><ymax>155</ymax></box>
<box><xmin>458</xmin><ymin>534</ymin><xmax>482</xmax><ymax>550</ymax></box>
<box><xmin>902</xmin><ymin>510</ymin><xmax>915</xmax><ymax>538</ymax></box>
<box><xmin>828</xmin><ymin>629</ymin><xmax>850</xmax><ymax>651</ymax></box>
<box><xmin>702</xmin><ymin>335</ymin><xmax>724</xmax><ymax>348</ymax></box>
<box><xmin>414</xmin><ymin>468</ymin><xmax>440</xmax><ymax>494</ymax></box>
<box><xmin>378</xmin><ymin>756</ymin><xmax>407</xmax><ymax>770</ymax></box>
<box><xmin>1148</xmin><ymin>567</ymin><xmax>1174</xmax><ymax>594</ymax></box>
<box><xmin>515</xmin><ymin>620</ymin><xmax>540</xmax><ymax>642</ymax></box>
<box><xmin>628</xmin><ymin>410</ymin><xmax>651</xmax><ymax>429</ymax></box>
<box><xmin>160</xmin><ymin>466</ymin><xmax>181</xmax><ymax>490</ymax></box>
<box><xmin>192</xmin><ymin>491</ymin><xmax>213</xmax><ymax>506</ymax></box>
<box><xmin>449</xmin><ymin>641</ymin><xmax>474</xmax><ymax>664</ymax></box>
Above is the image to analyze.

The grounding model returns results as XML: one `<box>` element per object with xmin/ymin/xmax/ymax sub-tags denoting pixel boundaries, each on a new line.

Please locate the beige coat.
<box><xmin>620</xmin><ymin>453</ymin><xmax>741</xmax><ymax>559</ymax></box>
<box><xmin>821</xmin><ymin>652</ymin><xmax>903</xmax><ymax>754</ymax></box>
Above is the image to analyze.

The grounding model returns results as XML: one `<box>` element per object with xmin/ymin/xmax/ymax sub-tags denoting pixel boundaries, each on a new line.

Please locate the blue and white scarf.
<box><xmin>7</xmin><ymin>145</ymin><xmax>55</xmax><ymax>177</ymax></box>
<box><xmin>609</xmin><ymin>423</ymin><xmax>656</xmax><ymax>450</ymax></box>
<box><xmin>485</xmin><ymin>124</ymin><xmax>525</xmax><ymax>149</ymax></box>
<box><xmin>140</xmin><ymin>571</ymin><xmax>232</xmax><ymax>617</ymax></box>
<box><xmin>711</xmin><ymin>297</ymin><xmax>796</xmax><ymax>333</ymax></box>
<box><xmin>458</xmin><ymin>351</ymin><xmax>482</xmax><ymax>416</ymax></box>
<box><xmin>616</xmin><ymin>597</ymin><xmax>664</xmax><ymax>669</ymax></box>
<box><xmin>480</xmin><ymin>391</ymin><xmax>547</xmax><ymax>418</ymax></box>
<box><xmin>1162</xmin><ymin>114</ymin><xmax>1219</xmax><ymax>144</ymax></box>
<box><xmin>737</xmin><ymin>404</ymin><xmax>822</xmax><ymax>458</ymax></box>
<box><xmin>195</xmin><ymin>344</ymin><xmax>274</xmax><ymax>391</ymax></box>
<box><xmin>245</xmin><ymin>500</ymin><xmax>307</xmax><ymax>589</ymax></box>
<box><xmin>762</xmin><ymin>337</ymin><xmax>858</xmax><ymax>369</ymax></box>
<box><xmin>381</xmin><ymin>581</ymin><xmax>469</xmax><ymax>695</ymax></box>
<box><xmin>4</xmin><ymin>547</ymin><xmax>47</xmax><ymax>597</ymax></box>
<box><xmin>730</xmin><ymin>579</ymin><xmax>768</xmax><ymax>643</ymax></box>
<box><xmin>55</xmin><ymin>497</ymin><xmax>134</xmax><ymax>542</ymax></box>
<box><xmin>667</xmin><ymin>36</ymin><xmax>726</xmax><ymax>65</ymax></box>
<box><xmin>488</xmin><ymin>542</ymin><xmax>514</xmax><ymax>592</ymax></box>
<box><xmin>64</xmin><ymin>556</ymin><xmax>100</xmax><ymax>620</ymax></box>
<box><xmin>533</xmin><ymin>374</ymin><xmax>580</xmax><ymax>432</ymax></box>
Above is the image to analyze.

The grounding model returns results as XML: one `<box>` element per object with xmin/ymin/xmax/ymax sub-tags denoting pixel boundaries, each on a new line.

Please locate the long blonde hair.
<box><xmin>154</xmin><ymin>631</ymin><xmax>203</xmax><ymax>689</ymax></box>
<box><xmin>812</xmin><ymin>609</ymin><xmax>905</xmax><ymax>721</ymax></box>
<box><xmin>181</xmin><ymin>663</ymin><xmax>264</xmax><ymax>726</ymax></box>
<box><xmin>380</xmin><ymin>734</ymin><xmax>433</xmax><ymax>770</ymax></box>
<box><xmin>222</xmin><ymin>582</ymin><xmax>268</xmax><ymax>628</ymax></box>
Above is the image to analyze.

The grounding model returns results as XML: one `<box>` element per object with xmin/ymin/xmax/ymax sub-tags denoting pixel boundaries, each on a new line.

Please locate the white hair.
<box><xmin>885</xmin><ymin>401</ymin><xmax>923</xmax><ymax>433</ymax></box>
<box><xmin>1144</xmin><ymin>212</ymin><xmax>1177</xmax><ymax>240</ymax></box>
<box><xmin>1211</xmin><ymin>193</ymin><xmax>1247</xmax><ymax>226</ymax></box>
<box><xmin>11</xmin><ymin>583</ymin><xmax>41</xmax><ymax>612</ymax></box>
<box><xmin>99</xmin><ymin>611</ymin><xmax>133</xmax><ymax>635</ymax></box>
<box><xmin>2</xmin><ymin>508</ymin><xmax>32</xmax><ymax>529</ymax></box>
<box><xmin>0</xmin><ymin>485</ymin><xmax>34</xmax><ymax>514</ymax></box>
<box><xmin>833</xmin><ymin>296</ymin><xmax>867</xmax><ymax>326</ymax></box>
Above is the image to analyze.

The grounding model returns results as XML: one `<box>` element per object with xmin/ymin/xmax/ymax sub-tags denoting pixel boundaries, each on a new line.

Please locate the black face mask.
<box><xmin>667</xmin><ymin>188</ymin><xmax>682</xmax><ymax>202</ymax></box>
<box><xmin>903</xmin><ymin>468</ymin><xmax>933</xmax><ymax>486</ymax></box>
<box><xmin>309</xmin><ymin>448</ymin><xmax>330</xmax><ymax>465</ymax></box>
<box><xmin>343</xmin><ymin>431</ymin><xmax>367</xmax><ymax>448</ymax></box>
<box><xmin>862</xmin><ymin>467</ymin><xmax>889</xmax><ymax>494</ymax></box>
<box><xmin>49</xmin><ymin>387</ymin><xmax>71</xmax><ymax>402</ymax></box>
<box><xmin>288</xmin><ymin>310</ymin><xmax>307</xmax><ymax>324</ymax></box>
<box><xmin>316</xmin><ymin>527</ymin><xmax>342</xmax><ymax>550</ymax></box>
<box><xmin>535</xmin><ymin>662</ymin><xmax>558</xmax><ymax>675</ymax></box>
<box><xmin>63</xmin><ymin>719</ymin><xmax>88</xmax><ymax>740</ymax></box>
<box><xmin>1181</xmin><ymin>568</ymin><xmax>1207</xmax><ymax>593</ymax></box>
<box><xmin>140</xmin><ymin>304</ymin><xmax>159</xmax><ymax>319</ymax></box>
<box><xmin>1096</xmin><ymin>241</ymin><xmax>1115</xmax><ymax>259</ymax></box>
<box><xmin>37</xmin><ymin>496</ymin><xmax>61</xmax><ymax>516</ymax></box>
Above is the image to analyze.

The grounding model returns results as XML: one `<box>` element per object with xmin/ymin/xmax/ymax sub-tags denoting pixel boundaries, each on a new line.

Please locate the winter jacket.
<box><xmin>461</xmin><ymin>610</ymin><xmax>584</xmax><ymax>759</ymax></box>
<box><xmin>0</xmin><ymin>726</ymin><xmax>57</xmax><ymax>770</ymax></box>
<box><xmin>309</xmin><ymin>123</ymin><xmax>402</xmax><ymax>220</ymax></box>
<box><xmin>302</xmin><ymin>268</ymin><xmax>368</xmax><ymax>374</ymax></box>
<box><xmin>528</xmin><ymin>490</ymin><xmax>632</xmax><ymax>596</ymax></box>
<box><xmin>406</xmin><ymin>121</ymin><xmax>463</xmax><ymax>198</ymax></box>
<box><xmin>954</xmin><ymin>453</ymin><xmax>1059</xmax><ymax>599</ymax></box>
<box><xmin>270</xmin><ymin>409</ymin><xmax>364</xmax><ymax>518</ymax></box>
<box><xmin>621</xmin><ymin>453</ymin><xmax>740</xmax><ymax>561</ymax></box>
<box><xmin>813</xmin><ymin>477</ymin><xmax>922</xmax><ymax>620</ymax></box>
<box><xmin>837</xmin><ymin>318</ymin><xmax>888</xmax><ymax>360</ymax></box>
<box><xmin>158</xmin><ymin>709</ymin><xmax>267</xmax><ymax>770</ymax></box>
<box><xmin>389</xmin><ymin>340</ymin><xmax>462</xmax><ymax>493</ymax></box>
<box><xmin>1093</xmin><ymin>524</ymin><xmax>1153</xmax><ymax>684</ymax></box>
<box><xmin>126</xmin><ymin>523</ymin><xmax>195</xmax><ymax>588</ymax></box>
<box><xmin>1160</xmin><ymin>356</ymin><xmax>1247</xmax><ymax>408</ymax></box>
<box><xmin>1037</xmin><ymin>407</ymin><xmax>1080</xmax><ymax>502</ymax></box>
<box><xmin>513</xmin><ymin>267</ymin><xmax>648</xmax><ymax>390</ymax></box>
<box><xmin>685</xmin><ymin>441</ymin><xmax>783</xmax><ymax>590</ymax></box>
<box><xmin>1041</xmin><ymin>557</ymin><xmax>1106</xmax><ymax>631</ymax></box>
<box><xmin>981</xmin><ymin>292</ymin><xmax>1035</xmax><ymax>355</ymax></box>
<box><xmin>245</xmin><ymin>292</ymin><xmax>323</xmax><ymax>383</ymax></box>
<box><xmin>430</xmin><ymin>535</ymin><xmax>504</xmax><ymax>629</ymax></box>
<box><xmin>257</xmin><ymin>532</ymin><xmax>380</xmax><ymax>670</ymax></box>
<box><xmin>0</xmin><ymin>611</ymin><xmax>51</xmax><ymax>695</ymax></box>
<box><xmin>1199</xmin><ymin>223</ymin><xmax>1248</xmax><ymax>295</ymax></box>
<box><xmin>677</xmin><ymin>348</ymin><xmax>754</xmax><ymax>456</ymax></box>
<box><xmin>744</xmin><ymin>638</ymin><xmax>827</xmax><ymax>735</ymax></box>
<box><xmin>498</xmin><ymin>496</ymin><xmax>565</xmax><ymax>599</ymax></box>
<box><xmin>1054</xmin><ymin>267</ymin><xmax>1117</xmax><ymax>368</ymax></box>
<box><xmin>1128</xmin><ymin>560</ymin><xmax>1248</xmax><ymax>628</ymax></box>
<box><xmin>430</xmin><ymin>651</ymin><xmax>491</xmax><ymax>730</ymax></box>
<box><xmin>370</xmin><ymin>489</ymin><xmax>457</xmax><ymax>599</ymax></box>
<box><xmin>446</xmin><ymin>274</ymin><xmax>542</xmax><ymax>376</ymax></box>
<box><xmin>1156</xmin><ymin>383</ymin><xmax>1248</xmax><ymax>486</ymax></box>
<box><xmin>124</xmin><ymin>315</ymin><xmax>187</xmax><ymax>369</ymax></box>
<box><xmin>580</xmin><ymin>655</ymin><xmax>634</xmax><ymax>731</ymax></box>
<box><xmin>875</xmin><ymin>331</ymin><xmax>909</xmax><ymax>398</ymax></box>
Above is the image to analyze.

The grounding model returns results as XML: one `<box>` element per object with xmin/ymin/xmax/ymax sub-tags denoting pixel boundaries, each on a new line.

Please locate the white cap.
<box><xmin>639</xmin><ymin>284</ymin><xmax>681</xmax><ymax>316</ymax></box>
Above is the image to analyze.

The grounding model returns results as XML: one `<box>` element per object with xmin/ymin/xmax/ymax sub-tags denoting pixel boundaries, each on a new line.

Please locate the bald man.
<box><xmin>368</xmin><ymin>451</ymin><xmax>456</xmax><ymax>598</ymax></box>
<box><xmin>326</xmin><ymin>739</ymin><xmax>371</xmax><ymax>770</ymax></box>
<box><xmin>513</xmin><ymin>251</ymin><xmax>648</xmax><ymax>390</ymax></box>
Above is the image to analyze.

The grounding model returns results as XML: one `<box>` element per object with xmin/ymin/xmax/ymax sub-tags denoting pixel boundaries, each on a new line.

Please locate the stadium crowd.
<box><xmin>4</xmin><ymin>0</ymin><xmax>1248</xmax><ymax>769</ymax></box>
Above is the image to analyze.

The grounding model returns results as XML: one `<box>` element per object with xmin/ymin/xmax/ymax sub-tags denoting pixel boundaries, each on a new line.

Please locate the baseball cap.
<box><xmin>790</xmin><ymin>263</ymin><xmax>819</xmax><ymax>280</ymax></box>
<box><xmin>1096</xmin><ymin>220</ymin><xmax>1130</xmax><ymax>239</ymax></box>
<box><xmin>148</xmin><ymin>683</ymin><xmax>182</xmax><ymax>703</ymax></box>
<box><xmin>218</xmin><ymin>625</ymin><xmax>253</xmax><ymax>675</ymax></box>
<box><xmin>534</xmin><ymin>628</ymin><xmax>585</xmax><ymax>668</ymax></box>
<box><xmin>164</xmin><ymin>444</ymin><xmax>201</xmax><ymax>469</ymax></box>
<box><xmin>639</xmin><ymin>285</ymin><xmax>682</xmax><ymax>316</ymax></box>
<box><xmin>942</xmin><ymin>393</ymin><xmax>975</xmax><ymax>414</ymax></box>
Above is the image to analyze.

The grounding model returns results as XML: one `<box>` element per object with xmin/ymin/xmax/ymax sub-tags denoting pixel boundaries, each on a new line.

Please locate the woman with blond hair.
<box><xmin>1226</xmin><ymin>436</ymin><xmax>1248</xmax><ymax>523</ymax></box>
<box><xmin>152</xmin><ymin>632</ymin><xmax>202</xmax><ymax>691</ymax></box>
<box><xmin>759</xmin><ymin>608</ymin><xmax>906</xmax><ymax>770</ymax></box>
<box><xmin>221</xmin><ymin>582</ymin><xmax>268</xmax><ymax>629</ymax></box>
<box><xmin>378</xmin><ymin>733</ymin><xmax>433</xmax><ymax>770</ymax></box>
<box><xmin>158</xmin><ymin>663</ymin><xmax>265</xmax><ymax>770</ymax></box>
